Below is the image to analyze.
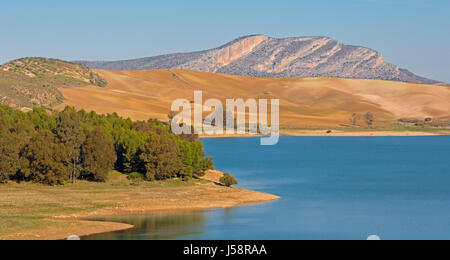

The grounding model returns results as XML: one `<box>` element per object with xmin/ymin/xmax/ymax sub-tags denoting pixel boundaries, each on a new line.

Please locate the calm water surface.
<box><xmin>85</xmin><ymin>136</ymin><xmax>450</xmax><ymax>240</ymax></box>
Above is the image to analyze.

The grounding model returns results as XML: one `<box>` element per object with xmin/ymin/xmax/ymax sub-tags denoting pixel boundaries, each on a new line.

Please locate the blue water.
<box><xmin>85</xmin><ymin>136</ymin><xmax>450</xmax><ymax>240</ymax></box>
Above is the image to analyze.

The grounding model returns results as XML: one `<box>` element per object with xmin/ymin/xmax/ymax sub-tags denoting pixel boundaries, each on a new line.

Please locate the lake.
<box><xmin>84</xmin><ymin>136</ymin><xmax>450</xmax><ymax>240</ymax></box>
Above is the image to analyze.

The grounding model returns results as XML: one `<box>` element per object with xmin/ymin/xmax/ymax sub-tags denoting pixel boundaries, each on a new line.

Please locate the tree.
<box><xmin>364</xmin><ymin>111</ymin><xmax>375</xmax><ymax>127</ymax></box>
<box><xmin>0</xmin><ymin>121</ymin><xmax>33</xmax><ymax>183</ymax></box>
<box><xmin>179</xmin><ymin>128</ymin><xmax>199</xmax><ymax>142</ymax></box>
<box><xmin>220</xmin><ymin>173</ymin><xmax>238</xmax><ymax>187</ymax></box>
<box><xmin>114</xmin><ymin>128</ymin><xmax>147</xmax><ymax>173</ymax></box>
<box><xmin>0</xmin><ymin>130</ymin><xmax>21</xmax><ymax>183</ymax></box>
<box><xmin>81</xmin><ymin>127</ymin><xmax>117</xmax><ymax>182</ymax></box>
<box><xmin>0</xmin><ymin>104</ymin><xmax>215</xmax><ymax>186</ymax></box>
<box><xmin>133</xmin><ymin>119</ymin><xmax>166</xmax><ymax>134</ymax></box>
<box><xmin>27</xmin><ymin>107</ymin><xmax>56</xmax><ymax>130</ymax></box>
<box><xmin>137</xmin><ymin>134</ymin><xmax>182</xmax><ymax>181</ymax></box>
<box><xmin>177</xmin><ymin>140</ymin><xmax>213</xmax><ymax>178</ymax></box>
<box><xmin>349</xmin><ymin>113</ymin><xmax>360</xmax><ymax>126</ymax></box>
<box><xmin>22</xmin><ymin>131</ymin><xmax>71</xmax><ymax>185</ymax></box>
<box><xmin>200</xmin><ymin>156</ymin><xmax>214</xmax><ymax>173</ymax></box>
<box><xmin>180</xmin><ymin>166</ymin><xmax>194</xmax><ymax>180</ymax></box>
<box><xmin>54</xmin><ymin>107</ymin><xmax>86</xmax><ymax>183</ymax></box>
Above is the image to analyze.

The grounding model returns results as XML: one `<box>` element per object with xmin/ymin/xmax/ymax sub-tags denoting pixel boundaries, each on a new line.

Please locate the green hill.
<box><xmin>0</xmin><ymin>58</ymin><xmax>107</xmax><ymax>110</ymax></box>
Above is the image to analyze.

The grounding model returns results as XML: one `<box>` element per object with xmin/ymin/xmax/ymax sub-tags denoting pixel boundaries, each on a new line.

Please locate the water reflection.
<box><xmin>83</xmin><ymin>137</ymin><xmax>450</xmax><ymax>240</ymax></box>
<box><xmin>83</xmin><ymin>211</ymin><xmax>207</xmax><ymax>240</ymax></box>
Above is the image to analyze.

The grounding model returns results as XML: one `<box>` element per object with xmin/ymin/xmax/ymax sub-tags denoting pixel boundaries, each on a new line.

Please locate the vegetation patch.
<box><xmin>0</xmin><ymin>104</ymin><xmax>214</xmax><ymax>186</ymax></box>
<box><xmin>220</xmin><ymin>173</ymin><xmax>238</xmax><ymax>187</ymax></box>
<box><xmin>0</xmin><ymin>58</ymin><xmax>108</xmax><ymax>110</ymax></box>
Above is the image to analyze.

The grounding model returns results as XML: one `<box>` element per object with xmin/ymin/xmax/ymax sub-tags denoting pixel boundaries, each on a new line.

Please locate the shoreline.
<box><xmin>73</xmin><ymin>189</ymin><xmax>280</xmax><ymax>240</ymax></box>
<box><xmin>200</xmin><ymin>130</ymin><xmax>450</xmax><ymax>138</ymax></box>
<box><xmin>0</xmin><ymin>171</ymin><xmax>279</xmax><ymax>240</ymax></box>
<box><xmin>52</xmin><ymin>191</ymin><xmax>278</xmax><ymax>241</ymax></box>
<box><xmin>280</xmin><ymin>129</ymin><xmax>450</xmax><ymax>137</ymax></box>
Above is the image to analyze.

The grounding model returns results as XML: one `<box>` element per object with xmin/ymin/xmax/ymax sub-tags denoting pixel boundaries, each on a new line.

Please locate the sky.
<box><xmin>1</xmin><ymin>0</ymin><xmax>449</xmax><ymax>82</ymax></box>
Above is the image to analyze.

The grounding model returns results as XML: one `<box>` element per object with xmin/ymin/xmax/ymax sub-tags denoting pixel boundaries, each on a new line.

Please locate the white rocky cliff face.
<box><xmin>79</xmin><ymin>35</ymin><xmax>445</xmax><ymax>85</ymax></box>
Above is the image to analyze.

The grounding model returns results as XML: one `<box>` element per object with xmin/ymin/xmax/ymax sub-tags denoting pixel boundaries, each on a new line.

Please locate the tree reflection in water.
<box><xmin>83</xmin><ymin>211</ymin><xmax>207</xmax><ymax>240</ymax></box>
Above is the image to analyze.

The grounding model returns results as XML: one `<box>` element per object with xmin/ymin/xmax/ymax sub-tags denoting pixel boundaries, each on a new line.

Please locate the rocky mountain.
<box><xmin>78</xmin><ymin>35</ymin><xmax>444</xmax><ymax>85</ymax></box>
<box><xmin>0</xmin><ymin>58</ymin><xmax>107</xmax><ymax>110</ymax></box>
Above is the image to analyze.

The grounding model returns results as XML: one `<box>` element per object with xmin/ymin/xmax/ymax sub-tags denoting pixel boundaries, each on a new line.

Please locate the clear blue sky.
<box><xmin>1</xmin><ymin>0</ymin><xmax>449</xmax><ymax>82</ymax></box>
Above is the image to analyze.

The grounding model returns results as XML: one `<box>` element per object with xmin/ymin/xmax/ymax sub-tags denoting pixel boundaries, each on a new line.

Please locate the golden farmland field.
<box><xmin>57</xmin><ymin>69</ymin><xmax>450</xmax><ymax>131</ymax></box>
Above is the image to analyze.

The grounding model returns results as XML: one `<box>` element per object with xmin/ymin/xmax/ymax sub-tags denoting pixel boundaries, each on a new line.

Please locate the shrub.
<box><xmin>181</xmin><ymin>166</ymin><xmax>194</xmax><ymax>179</ymax></box>
<box><xmin>128</xmin><ymin>172</ymin><xmax>145</xmax><ymax>181</ymax></box>
<box><xmin>220</xmin><ymin>173</ymin><xmax>238</xmax><ymax>187</ymax></box>
<box><xmin>364</xmin><ymin>111</ymin><xmax>375</xmax><ymax>127</ymax></box>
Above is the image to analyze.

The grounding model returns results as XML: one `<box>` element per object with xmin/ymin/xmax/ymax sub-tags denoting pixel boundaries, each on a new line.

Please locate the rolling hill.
<box><xmin>78</xmin><ymin>35</ymin><xmax>446</xmax><ymax>85</ymax></box>
<box><xmin>56</xmin><ymin>69</ymin><xmax>450</xmax><ymax>128</ymax></box>
<box><xmin>0</xmin><ymin>58</ymin><xmax>107</xmax><ymax>110</ymax></box>
<box><xmin>1</xmin><ymin>58</ymin><xmax>448</xmax><ymax>129</ymax></box>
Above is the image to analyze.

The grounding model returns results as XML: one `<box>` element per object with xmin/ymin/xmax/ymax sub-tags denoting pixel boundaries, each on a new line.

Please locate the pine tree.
<box><xmin>137</xmin><ymin>134</ymin><xmax>182</xmax><ymax>181</ymax></box>
<box><xmin>81</xmin><ymin>127</ymin><xmax>117</xmax><ymax>182</ymax></box>
<box><xmin>22</xmin><ymin>131</ymin><xmax>71</xmax><ymax>185</ymax></box>
<box><xmin>0</xmin><ymin>130</ymin><xmax>21</xmax><ymax>183</ymax></box>
<box><xmin>54</xmin><ymin>107</ymin><xmax>86</xmax><ymax>183</ymax></box>
<box><xmin>178</xmin><ymin>140</ymin><xmax>214</xmax><ymax>178</ymax></box>
<box><xmin>0</xmin><ymin>120</ymin><xmax>33</xmax><ymax>183</ymax></box>
<box><xmin>0</xmin><ymin>104</ymin><xmax>214</xmax><ymax>185</ymax></box>
<box><xmin>114</xmin><ymin>128</ymin><xmax>147</xmax><ymax>173</ymax></box>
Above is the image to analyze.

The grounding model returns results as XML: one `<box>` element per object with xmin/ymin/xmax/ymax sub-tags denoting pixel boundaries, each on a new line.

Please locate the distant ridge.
<box><xmin>78</xmin><ymin>35</ymin><xmax>446</xmax><ymax>85</ymax></box>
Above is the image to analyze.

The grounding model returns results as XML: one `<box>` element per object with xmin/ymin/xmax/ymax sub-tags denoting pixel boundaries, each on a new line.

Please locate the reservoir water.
<box><xmin>84</xmin><ymin>136</ymin><xmax>450</xmax><ymax>240</ymax></box>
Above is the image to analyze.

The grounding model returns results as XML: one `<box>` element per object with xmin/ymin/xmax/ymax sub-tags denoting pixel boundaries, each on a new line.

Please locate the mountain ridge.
<box><xmin>77</xmin><ymin>35</ymin><xmax>446</xmax><ymax>85</ymax></box>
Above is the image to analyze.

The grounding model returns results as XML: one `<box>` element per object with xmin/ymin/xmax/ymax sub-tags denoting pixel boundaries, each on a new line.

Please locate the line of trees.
<box><xmin>0</xmin><ymin>105</ymin><xmax>214</xmax><ymax>185</ymax></box>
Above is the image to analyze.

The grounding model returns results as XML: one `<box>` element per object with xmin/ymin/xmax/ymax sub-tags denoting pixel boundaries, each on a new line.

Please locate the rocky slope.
<box><xmin>78</xmin><ymin>35</ymin><xmax>445</xmax><ymax>85</ymax></box>
<box><xmin>0</xmin><ymin>58</ymin><xmax>107</xmax><ymax>110</ymax></box>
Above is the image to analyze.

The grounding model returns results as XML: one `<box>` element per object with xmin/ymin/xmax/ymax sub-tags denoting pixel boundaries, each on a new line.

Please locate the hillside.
<box><xmin>78</xmin><ymin>35</ymin><xmax>445</xmax><ymax>85</ymax></box>
<box><xmin>56</xmin><ymin>69</ymin><xmax>450</xmax><ymax>128</ymax></box>
<box><xmin>0</xmin><ymin>58</ymin><xmax>107</xmax><ymax>110</ymax></box>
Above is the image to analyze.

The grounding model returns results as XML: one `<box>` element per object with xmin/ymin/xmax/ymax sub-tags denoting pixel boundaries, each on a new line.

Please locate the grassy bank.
<box><xmin>0</xmin><ymin>171</ymin><xmax>279</xmax><ymax>240</ymax></box>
